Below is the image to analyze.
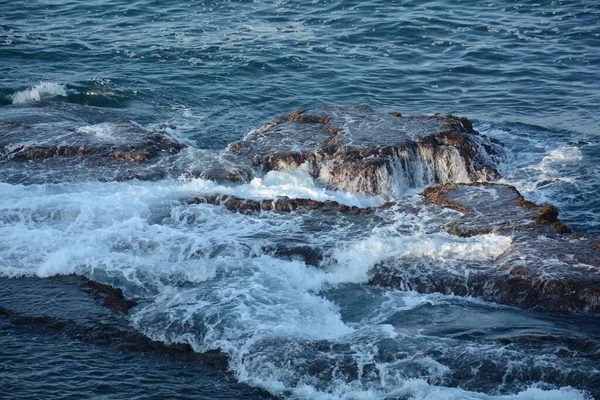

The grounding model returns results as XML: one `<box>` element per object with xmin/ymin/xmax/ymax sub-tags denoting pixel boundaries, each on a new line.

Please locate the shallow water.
<box><xmin>1</xmin><ymin>1</ymin><xmax>599</xmax><ymax>399</ymax></box>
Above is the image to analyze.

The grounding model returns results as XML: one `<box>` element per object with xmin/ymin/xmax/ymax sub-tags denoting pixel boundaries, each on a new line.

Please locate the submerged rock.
<box><xmin>0</xmin><ymin>117</ymin><xmax>186</xmax><ymax>184</ymax></box>
<box><xmin>227</xmin><ymin>106</ymin><xmax>504</xmax><ymax>197</ymax></box>
<box><xmin>371</xmin><ymin>183</ymin><xmax>600</xmax><ymax>314</ymax></box>
<box><xmin>0</xmin><ymin>275</ymin><xmax>231</xmax><ymax>370</ymax></box>
<box><xmin>80</xmin><ymin>276</ymin><xmax>138</xmax><ymax>314</ymax></box>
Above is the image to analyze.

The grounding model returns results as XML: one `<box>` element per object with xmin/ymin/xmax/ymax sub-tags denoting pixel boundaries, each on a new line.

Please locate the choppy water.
<box><xmin>1</xmin><ymin>1</ymin><xmax>599</xmax><ymax>399</ymax></box>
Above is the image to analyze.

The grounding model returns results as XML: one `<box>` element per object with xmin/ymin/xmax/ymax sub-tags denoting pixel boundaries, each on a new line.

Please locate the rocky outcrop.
<box><xmin>227</xmin><ymin>106</ymin><xmax>504</xmax><ymax>197</ymax></box>
<box><xmin>4</xmin><ymin>103</ymin><xmax>597</xmax><ymax>314</ymax></box>
<box><xmin>1</xmin><ymin>105</ymin><xmax>504</xmax><ymax>191</ymax></box>
<box><xmin>371</xmin><ymin>183</ymin><xmax>600</xmax><ymax>314</ymax></box>
<box><xmin>1</xmin><ymin>120</ymin><xmax>185</xmax><ymax>162</ymax></box>
<box><xmin>0</xmin><ymin>118</ymin><xmax>187</xmax><ymax>184</ymax></box>
<box><xmin>186</xmin><ymin>194</ymin><xmax>376</xmax><ymax>215</ymax></box>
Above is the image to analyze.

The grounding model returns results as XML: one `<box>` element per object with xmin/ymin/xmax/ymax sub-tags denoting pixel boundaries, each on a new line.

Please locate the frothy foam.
<box><xmin>181</xmin><ymin>170</ymin><xmax>387</xmax><ymax>207</ymax></box>
<box><xmin>11</xmin><ymin>82</ymin><xmax>67</xmax><ymax>104</ymax></box>
<box><xmin>540</xmin><ymin>146</ymin><xmax>583</xmax><ymax>165</ymax></box>
<box><xmin>77</xmin><ymin>123</ymin><xmax>118</xmax><ymax>139</ymax></box>
<box><xmin>0</xmin><ymin>174</ymin><xmax>381</xmax><ymax>282</ymax></box>
<box><xmin>329</xmin><ymin>227</ymin><xmax>512</xmax><ymax>284</ymax></box>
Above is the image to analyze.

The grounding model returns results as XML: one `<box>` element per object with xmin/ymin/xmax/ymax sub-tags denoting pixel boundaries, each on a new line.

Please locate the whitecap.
<box><xmin>11</xmin><ymin>81</ymin><xmax>67</xmax><ymax>104</ymax></box>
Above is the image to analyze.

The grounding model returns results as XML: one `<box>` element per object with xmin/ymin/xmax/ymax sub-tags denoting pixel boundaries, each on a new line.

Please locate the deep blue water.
<box><xmin>3</xmin><ymin>1</ymin><xmax>599</xmax><ymax>138</ymax></box>
<box><xmin>1</xmin><ymin>1</ymin><xmax>599</xmax><ymax>399</ymax></box>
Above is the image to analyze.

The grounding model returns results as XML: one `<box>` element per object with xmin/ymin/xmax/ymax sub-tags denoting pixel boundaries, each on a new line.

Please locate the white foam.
<box><xmin>11</xmin><ymin>82</ymin><xmax>67</xmax><ymax>104</ymax></box>
<box><xmin>392</xmin><ymin>383</ymin><xmax>590</xmax><ymax>400</ymax></box>
<box><xmin>329</xmin><ymin>231</ymin><xmax>512</xmax><ymax>284</ymax></box>
<box><xmin>181</xmin><ymin>170</ymin><xmax>387</xmax><ymax>207</ymax></box>
<box><xmin>77</xmin><ymin>123</ymin><xmax>117</xmax><ymax>139</ymax></box>
<box><xmin>541</xmin><ymin>146</ymin><xmax>583</xmax><ymax>166</ymax></box>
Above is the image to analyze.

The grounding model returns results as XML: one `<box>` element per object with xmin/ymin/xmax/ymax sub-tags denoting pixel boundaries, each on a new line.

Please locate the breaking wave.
<box><xmin>11</xmin><ymin>82</ymin><xmax>67</xmax><ymax>104</ymax></box>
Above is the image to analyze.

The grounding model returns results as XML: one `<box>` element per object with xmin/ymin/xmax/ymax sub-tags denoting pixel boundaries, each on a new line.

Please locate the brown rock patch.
<box><xmin>422</xmin><ymin>185</ymin><xmax>471</xmax><ymax>214</ymax></box>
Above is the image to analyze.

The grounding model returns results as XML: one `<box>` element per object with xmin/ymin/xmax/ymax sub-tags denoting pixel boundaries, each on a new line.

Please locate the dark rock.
<box><xmin>270</xmin><ymin>245</ymin><xmax>324</xmax><ymax>266</ymax></box>
<box><xmin>1</xmin><ymin>121</ymin><xmax>185</xmax><ymax>162</ymax></box>
<box><xmin>227</xmin><ymin>106</ymin><xmax>504</xmax><ymax>197</ymax></box>
<box><xmin>0</xmin><ymin>114</ymin><xmax>188</xmax><ymax>184</ymax></box>
<box><xmin>80</xmin><ymin>276</ymin><xmax>138</xmax><ymax>314</ymax></box>
<box><xmin>552</xmin><ymin>221</ymin><xmax>573</xmax><ymax>234</ymax></box>
<box><xmin>370</xmin><ymin>183</ymin><xmax>600</xmax><ymax>314</ymax></box>
<box><xmin>186</xmin><ymin>194</ymin><xmax>375</xmax><ymax>215</ymax></box>
<box><xmin>534</xmin><ymin>204</ymin><xmax>559</xmax><ymax>225</ymax></box>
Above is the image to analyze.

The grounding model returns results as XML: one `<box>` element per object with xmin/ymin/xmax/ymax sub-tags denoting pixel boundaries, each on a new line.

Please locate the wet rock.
<box><xmin>270</xmin><ymin>245</ymin><xmax>324</xmax><ymax>266</ymax></box>
<box><xmin>0</xmin><ymin>275</ymin><xmax>230</xmax><ymax>370</ymax></box>
<box><xmin>0</xmin><ymin>103</ymin><xmax>261</xmax><ymax>185</ymax></box>
<box><xmin>0</xmin><ymin>115</ymin><xmax>187</xmax><ymax>184</ymax></box>
<box><xmin>80</xmin><ymin>276</ymin><xmax>138</xmax><ymax>314</ymax></box>
<box><xmin>370</xmin><ymin>183</ymin><xmax>600</xmax><ymax>314</ymax></box>
<box><xmin>227</xmin><ymin>106</ymin><xmax>504</xmax><ymax>196</ymax></box>
<box><xmin>186</xmin><ymin>194</ymin><xmax>375</xmax><ymax>215</ymax></box>
<box><xmin>1</xmin><ymin>120</ymin><xmax>185</xmax><ymax>162</ymax></box>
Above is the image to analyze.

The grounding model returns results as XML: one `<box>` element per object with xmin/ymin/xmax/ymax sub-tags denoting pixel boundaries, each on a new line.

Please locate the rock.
<box><xmin>227</xmin><ymin>106</ymin><xmax>504</xmax><ymax>197</ymax></box>
<box><xmin>370</xmin><ymin>183</ymin><xmax>600</xmax><ymax>314</ymax></box>
<box><xmin>186</xmin><ymin>194</ymin><xmax>375</xmax><ymax>215</ymax></box>
<box><xmin>0</xmin><ymin>275</ymin><xmax>230</xmax><ymax>370</ymax></box>
<box><xmin>80</xmin><ymin>276</ymin><xmax>138</xmax><ymax>314</ymax></box>
<box><xmin>0</xmin><ymin>105</ymin><xmax>504</xmax><ymax>190</ymax></box>
<box><xmin>1</xmin><ymin>120</ymin><xmax>185</xmax><ymax>162</ymax></box>
<box><xmin>270</xmin><ymin>245</ymin><xmax>324</xmax><ymax>266</ymax></box>
<box><xmin>0</xmin><ymin>117</ymin><xmax>187</xmax><ymax>184</ymax></box>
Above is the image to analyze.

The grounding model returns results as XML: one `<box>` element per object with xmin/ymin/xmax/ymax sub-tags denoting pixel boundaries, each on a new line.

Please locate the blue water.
<box><xmin>1</xmin><ymin>1</ymin><xmax>599</xmax><ymax>399</ymax></box>
<box><xmin>3</xmin><ymin>1</ymin><xmax>599</xmax><ymax>137</ymax></box>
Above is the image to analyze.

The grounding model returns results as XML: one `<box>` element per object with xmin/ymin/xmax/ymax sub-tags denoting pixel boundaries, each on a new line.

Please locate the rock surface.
<box><xmin>371</xmin><ymin>183</ymin><xmax>600</xmax><ymax>314</ymax></box>
<box><xmin>0</xmin><ymin>117</ymin><xmax>186</xmax><ymax>184</ymax></box>
<box><xmin>227</xmin><ymin>106</ymin><xmax>504</xmax><ymax>196</ymax></box>
<box><xmin>187</xmin><ymin>194</ymin><xmax>376</xmax><ymax>215</ymax></box>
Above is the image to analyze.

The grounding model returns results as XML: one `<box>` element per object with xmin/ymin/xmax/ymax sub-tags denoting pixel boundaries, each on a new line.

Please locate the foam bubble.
<box><xmin>11</xmin><ymin>82</ymin><xmax>67</xmax><ymax>104</ymax></box>
<box><xmin>525</xmin><ymin>146</ymin><xmax>584</xmax><ymax>180</ymax></box>
<box><xmin>541</xmin><ymin>146</ymin><xmax>583</xmax><ymax>165</ymax></box>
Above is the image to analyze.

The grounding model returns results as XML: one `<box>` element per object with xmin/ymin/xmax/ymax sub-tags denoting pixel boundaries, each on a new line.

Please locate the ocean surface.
<box><xmin>1</xmin><ymin>1</ymin><xmax>599</xmax><ymax>399</ymax></box>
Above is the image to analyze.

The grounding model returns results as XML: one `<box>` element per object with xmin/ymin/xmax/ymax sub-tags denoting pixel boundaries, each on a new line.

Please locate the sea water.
<box><xmin>1</xmin><ymin>1</ymin><xmax>599</xmax><ymax>399</ymax></box>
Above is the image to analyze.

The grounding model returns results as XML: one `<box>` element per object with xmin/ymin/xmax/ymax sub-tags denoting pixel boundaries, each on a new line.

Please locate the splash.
<box><xmin>11</xmin><ymin>82</ymin><xmax>67</xmax><ymax>104</ymax></box>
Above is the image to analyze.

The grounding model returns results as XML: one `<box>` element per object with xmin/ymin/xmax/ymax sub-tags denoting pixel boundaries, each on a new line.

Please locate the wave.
<box><xmin>11</xmin><ymin>82</ymin><xmax>67</xmax><ymax>104</ymax></box>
